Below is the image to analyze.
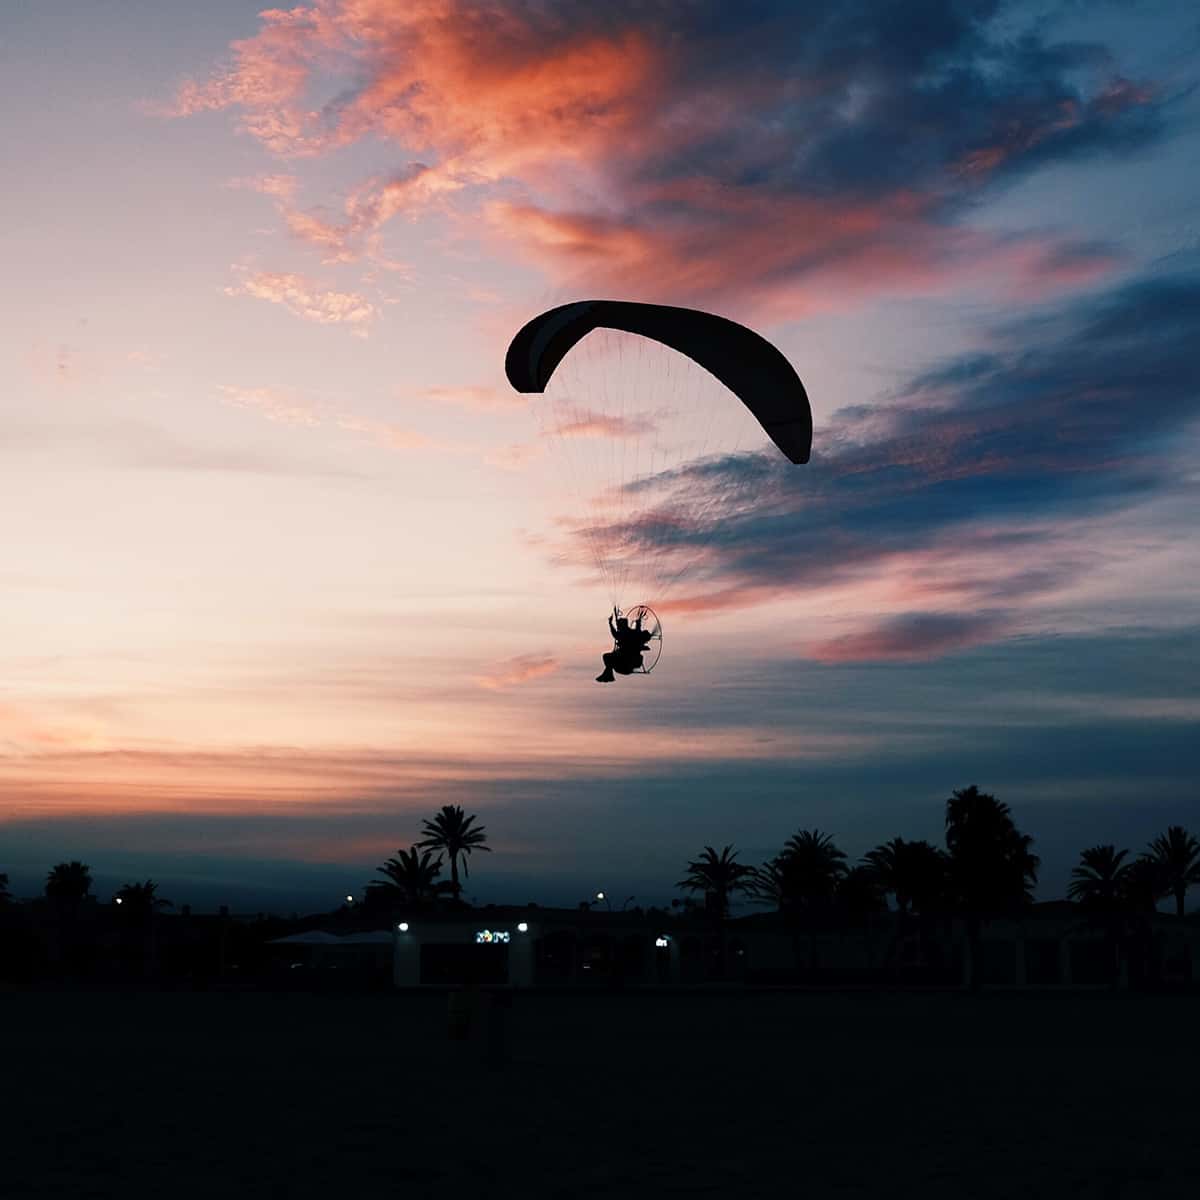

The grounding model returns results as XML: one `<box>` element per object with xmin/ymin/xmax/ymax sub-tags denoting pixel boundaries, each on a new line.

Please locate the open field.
<box><xmin>3</xmin><ymin>988</ymin><xmax>1197</xmax><ymax>1198</ymax></box>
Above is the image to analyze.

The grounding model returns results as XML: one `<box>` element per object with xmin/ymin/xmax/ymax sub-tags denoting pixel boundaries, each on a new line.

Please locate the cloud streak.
<box><xmin>173</xmin><ymin>0</ymin><xmax>1165</xmax><ymax>315</ymax></box>
<box><xmin>224</xmin><ymin>268</ymin><xmax>376</xmax><ymax>330</ymax></box>
<box><xmin>569</xmin><ymin>266</ymin><xmax>1200</xmax><ymax>657</ymax></box>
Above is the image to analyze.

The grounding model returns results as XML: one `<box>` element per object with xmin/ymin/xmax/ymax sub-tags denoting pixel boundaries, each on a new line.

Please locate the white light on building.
<box><xmin>655</xmin><ymin>936</ymin><xmax>670</xmax><ymax>948</ymax></box>
<box><xmin>397</xmin><ymin>922</ymin><xmax>409</xmax><ymax>933</ymax></box>
<box><xmin>517</xmin><ymin>922</ymin><xmax>528</xmax><ymax>933</ymax></box>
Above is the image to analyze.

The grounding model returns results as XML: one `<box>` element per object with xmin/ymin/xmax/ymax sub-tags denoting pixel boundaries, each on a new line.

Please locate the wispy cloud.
<box><xmin>219</xmin><ymin>384</ymin><xmax>433</xmax><ymax>452</ymax></box>
<box><xmin>557</xmin><ymin>267</ymin><xmax>1200</xmax><ymax>656</ymax></box>
<box><xmin>224</xmin><ymin>268</ymin><xmax>376</xmax><ymax>331</ymax></box>
<box><xmin>172</xmin><ymin>1</ymin><xmax>1164</xmax><ymax>315</ymax></box>
<box><xmin>475</xmin><ymin>654</ymin><xmax>561</xmax><ymax>690</ymax></box>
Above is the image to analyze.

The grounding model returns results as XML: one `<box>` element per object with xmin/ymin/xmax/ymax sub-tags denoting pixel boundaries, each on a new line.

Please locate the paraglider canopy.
<box><xmin>505</xmin><ymin>299</ymin><xmax>812</xmax><ymax>465</ymax></box>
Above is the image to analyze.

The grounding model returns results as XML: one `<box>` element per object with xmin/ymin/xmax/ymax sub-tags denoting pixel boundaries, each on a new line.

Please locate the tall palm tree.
<box><xmin>1067</xmin><ymin>845</ymin><xmax>1133</xmax><ymax>988</ymax></box>
<box><xmin>676</xmin><ymin>845</ymin><xmax>756</xmax><ymax>979</ymax></box>
<box><xmin>416</xmin><ymin>806</ymin><xmax>491</xmax><ymax>905</ymax></box>
<box><xmin>45</xmin><ymin>861</ymin><xmax>94</xmax><ymax>974</ymax></box>
<box><xmin>45</xmin><ymin>861</ymin><xmax>92</xmax><ymax>904</ymax></box>
<box><xmin>751</xmin><ymin>830</ymin><xmax>848</xmax><ymax>974</ymax></box>
<box><xmin>1121</xmin><ymin>855</ymin><xmax>1167</xmax><ymax>915</ymax></box>
<box><xmin>944</xmin><ymin>786</ymin><xmax>1039</xmax><ymax>992</ymax></box>
<box><xmin>862</xmin><ymin>837</ymin><xmax>950</xmax><ymax>977</ymax></box>
<box><xmin>1141</xmin><ymin>825</ymin><xmax>1200</xmax><ymax>917</ymax></box>
<box><xmin>368</xmin><ymin>847</ymin><xmax>453</xmax><ymax>912</ymax></box>
<box><xmin>114</xmin><ymin>880</ymin><xmax>172</xmax><ymax>979</ymax></box>
<box><xmin>114</xmin><ymin>879</ymin><xmax>173</xmax><ymax>916</ymax></box>
<box><xmin>677</xmin><ymin>845</ymin><xmax>756</xmax><ymax>919</ymax></box>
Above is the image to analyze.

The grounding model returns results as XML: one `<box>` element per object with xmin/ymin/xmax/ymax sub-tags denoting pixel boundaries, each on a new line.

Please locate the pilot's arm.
<box><xmin>608</xmin><ymin>616</ymin><xmax>618</xmax><ymax>638</ymax></box>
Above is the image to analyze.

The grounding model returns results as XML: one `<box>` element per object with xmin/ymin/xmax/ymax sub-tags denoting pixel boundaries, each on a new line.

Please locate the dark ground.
<box><xmin>2</xmin><ymin>987</ymin><xmax>1196</xmax><ymax>1198</ymax></box>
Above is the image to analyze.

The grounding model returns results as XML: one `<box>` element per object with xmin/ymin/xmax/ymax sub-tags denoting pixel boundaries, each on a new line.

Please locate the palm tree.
<box><xmin>114</xmin><ymin>879</ymin><xmax>173</xmax><ymax>916</ymax></box>
<box><xmin>1068</xmin><ymin>845</ymin><xmax>1134</xmax><ymax>988</ymax></box>
<box><xmin>676</xmin><ymin>845</ymin><xmax>756</xmax><ymax>979</ymax></box>
<box><xmin>45</xmin><ymin>861</ymin><xmax>94</xmax><ymax>974</ymax></box>
<box><xmin>750</xmin><ymin>830</ymin><xmax>848</xmax><ymax>974</ymax></box>
<box><xmin>416</xmin><ymin>805</ymin><xmax>491</xmax><ymax>905</ymax></box>
<box><xmin>1121</xmin><ymin>855</ymin><xmax>1167</xmax><ymax>915</ymax></box>
<box><xmin>45</xmin><ymin>860</ymin><xmax>92</xmax><ymax>903</ymax></box>
<box><xmin>862</xmin><ymin>837</ymin><xmax>950</xmax><ymax>977</ymax></box>
<box><xmin>944</xmin><ymin>786</ymin><xmax>1039</xmax><ymax>992</ymax></box>
<box><xmin>676</xmin><ymin>845</ymin><xmax>756</xmax><ymax>919</ymax></box>
<box><xmin>368</xmin><ymin>847</ymin><xmax>453</xmax><ymax>912</ymax></box>
<box><xmin>114</xmin><ymin>880</ymin><xmax>172</xmax><ymax>979</ymax></box>
<box><xmin>1141</xmin><ymin>825</ymin><xmax>1200</xmax><ymax>917</ymax></box>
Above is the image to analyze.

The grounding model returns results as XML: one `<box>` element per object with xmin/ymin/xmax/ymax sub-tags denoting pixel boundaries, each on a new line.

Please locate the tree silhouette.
<box><xmin>748</xmin><ymin>830</ymin><xmax>848</xmax><ymax>974</ymax></box>
<box><xmin>416</xmin><ymin>806</ymin><xmax>491</xmax><ymax>905</ymax></box>
<box><xmin>368</xmin><ymin>847</ymin><xmax>453</xmax><ymax>912</ymax></box>
<box><xmin>45</xmin><ymin>861</ymin><xmax>94</xmax><ymax>975</ymax></box>
<box><xmin>0</xmin><ymin>872</ymin><xmax>10</xmax><ymax>905</ymax></box>
<box><xmin>944</xmin><ymin>786</ymin><xmax>1039</xmax><ymax>991</ymax></box>
<box><xmin>45</xmin><ymin>861</ymin><xmax>92</xmax><ymax>904</ymax></box>
<box><xmin>676</xmin><ymin>845</ymin><xmax>756</xmax><ymax>979</ymax></box>
<box><xmin>114</xmin><ymin>879</ymin><xmax>173</xmax><ymax>916</ymax></box>
<box><xmin>1067</xmin><ymin>845</ymin><xmax>1134</xmax><ymax>987</ymax></box>
<box><xmin>1141</xmin><ymin>825</ymin><xmax>1200</xmax><ymax>917</ymax></box>
<box><xmin>862</xmin><ymin>837</ymin><xmax>950</xmax><ymax>978</ymax></box>
<box><xmin>1121</xmin><ymin>855</ymin><xmax>1167</xmax><ymax>915</ymax></box>
<box><xmin>677</xmin><ymin>845</ymin><xmax>756</xmax><ymax>919</ymax></box>
<box><xmin>114</xmin><ymin>880</ymin><xmax>172</xmax><ymax>980</ymax></box>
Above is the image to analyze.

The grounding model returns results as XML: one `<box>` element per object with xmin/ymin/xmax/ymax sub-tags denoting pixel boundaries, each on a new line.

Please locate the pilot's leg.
<box><xmin>596</xmin><ymin>652</ymin><xmax>616</xmax><ymax>683</ymax></box>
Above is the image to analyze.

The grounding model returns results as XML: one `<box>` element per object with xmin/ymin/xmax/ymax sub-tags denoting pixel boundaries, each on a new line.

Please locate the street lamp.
<box><xmin>595</xmin><ymin>890</ymin><xmax>610</xmax><ymax>912</ymax></box>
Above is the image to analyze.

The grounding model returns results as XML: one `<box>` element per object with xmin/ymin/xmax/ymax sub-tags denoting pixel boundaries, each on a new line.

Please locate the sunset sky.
<box><xmin>2</xmin><ymin>0</ymin><xmax>1198</xmax><ymax>913</ymax></box>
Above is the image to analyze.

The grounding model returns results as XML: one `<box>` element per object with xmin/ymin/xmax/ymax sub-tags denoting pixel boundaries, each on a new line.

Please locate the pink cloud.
<box><xmin>224</xmin><ymin>268</ymin><xmax>376</xmax><ymax>330</ymax></box>
<box><xmin>219</xmin><ymin>384</ymin><xmax>324</xmax><ymax>426</ymax></box>
<box><xmin>475</xmin><ymin>655</ymin><xmax>561</xmax><ymax>690</ymax></box>
<box><xmin>802</xmin><ymin>614</ymin><xmax>1010</xmax><ymax>664</ymax></box>
<box><xmin>173</xmin><ymin>3</ymin><xmax>1149</xmax><ymax>315</ymax></box>
<box><xmin>551</xmin><ymin>410</ymin><xmax>659</xmax><ymax>439</ymax></box>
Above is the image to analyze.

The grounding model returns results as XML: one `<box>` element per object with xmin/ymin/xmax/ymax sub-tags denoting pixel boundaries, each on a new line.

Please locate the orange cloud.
<box><xmin>551</xmin><ymin>410</ymin><xmax>659</xmax><ymax>439</ymax></box>
<box><xmin>174</xmin><ymin>3</ymin><xmax>1147</xmax><ymax>315</ymax></box>
<box><xmin>219</xmin><ymin>384</ymin><xmax>324</xmax><ymax>426</ymax></box>
<box><xmin>488</xmin><ymin>190</ymin><xmax>1121</xmax><ymax>319</ymax></box>
<box><xmin>475</xmin><ymin>655</ymin><xmax>560</xmax><ymax>690</ymax></box>
<box><xmin>224</xmin><ymin>268</ymin><xmax>376</xmax><ymax>330</ymax></box>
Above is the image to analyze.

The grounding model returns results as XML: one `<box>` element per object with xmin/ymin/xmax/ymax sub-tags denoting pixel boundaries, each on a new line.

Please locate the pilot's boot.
<box><xmin>595</xmin><ymin>666</ymin><xmax>615</xmax><ymax>683</ymax></box>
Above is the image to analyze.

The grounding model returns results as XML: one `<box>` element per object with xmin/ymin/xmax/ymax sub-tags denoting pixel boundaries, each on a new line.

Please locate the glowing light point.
<box><xmin>596</xmin><ymin>891</ymin><xmax>605</xmax><ymax>901</ymax></box>
<box><xmin>398</xmin><ymin>922</ymin><xmax>409</xmax><ymax>933</ymax></box>
<box><xmin>517</xmin><ymin>922</ymin><xmax>528</xmax><ymax>933</ymax></box>
<box><xmin>114</xmin><ymin>897</ymin><xmax>123</xmax><ymax>905</ymax></box>
<box><xmin>655</xmin><ymin>936</ymin><xmax>669</xmax><ymax>948</ymax></box>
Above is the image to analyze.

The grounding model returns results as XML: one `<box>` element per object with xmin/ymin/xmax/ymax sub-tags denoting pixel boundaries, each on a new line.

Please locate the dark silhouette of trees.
<box><xmin>944</xmin><ymin>786</ymin><xmax>1039</xmax><ymax>992</ymax></box>
<box><xmin>368</xmin><ymin>847</ymin><xmax>454</xmax><ymax>912</ymax></box>
<box><xmin>1142</xmin><ymin>825</ymin><xmax>1200</xmax><ymax>917</ymax></box>
<box><xmin>677</xmin><ymin>845</ymin><xmax>756</xmax><ymax>919</ymax></box>
<box><xmin>677</xmin><ymin>845</ymin><xmax>756</xmax><ymax>978</ymax></box>
<box><xmin>114</xmin><ymin>880</ymin><xmax>173</xmax><ymax>915</ymax></box>
<box><xmin>417</xmin><ymin>806</ymin><xmax>491</xmax><ymax>905</ymax></box>
<box><xmin>45</xmin><ymin>861</ymin><xmax>92</xmax><ymax>904</ymax></box>
<box><xmin>114</xmin><ymin>880</ymin><xmax>172</xmax><ymax>979</ymax></box>
<box><xmin>45</xmin><ymin>861</ymin><xmax>94</xmax><ymax>975</ymax></box>
<box><xmin>1068</xmin><ymin>845</ymin><xmax>1135</xmax><ymax>987</ymax></box>
<box><xmin>748</xmin><ymin>830</ymin><xmax>849</xmax><ymax>973</ymax></box>
<box><xmin>0</xmin><ymin>872</ymin><xmax>10</xmax><ymax>905</ymax></box>
<box><xmin>862</xmin><ymin>837</ymin><xmax>950</xmax><ymax>977</ymax></box>
<box><xmin>1122</xmin><ymin>855</ymin><xmax>1167</xmax><ymax>915</ymax></box>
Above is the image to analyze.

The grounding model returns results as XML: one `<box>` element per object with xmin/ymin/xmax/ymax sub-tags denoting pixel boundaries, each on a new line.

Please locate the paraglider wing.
<box><xmin>505</xmin><ymin>300</ymin><xmax>812</xmax><ymax>464</ymax></box>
